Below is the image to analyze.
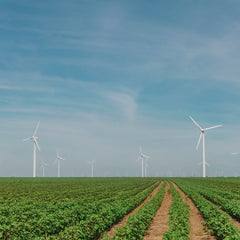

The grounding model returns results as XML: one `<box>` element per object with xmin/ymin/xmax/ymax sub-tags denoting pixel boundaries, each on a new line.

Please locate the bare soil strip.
<box><xmin>144</xmin><ymin>182</ymin><xmax>172</xmax><ymax>240</ymax></box>
<box><xmin>229</xmin><ymin>216</ymin><xmax>240</xmax><ymax>230</ymax></box>
<box><xmin>101</xmin><ymin>181</ymin><xmax>163</xmax><ymax>239</ymax></box>
<box><xmin>172</xmin><ymin>182</ymin><xmax>216</xmax><ymax>240</ymax></box>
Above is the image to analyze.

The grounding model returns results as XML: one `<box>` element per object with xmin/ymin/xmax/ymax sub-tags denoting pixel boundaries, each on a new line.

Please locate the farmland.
<box><xmin>0</xmin><ymin>178</ymin><xmax>240</xmax><ymax>239</ymax></box>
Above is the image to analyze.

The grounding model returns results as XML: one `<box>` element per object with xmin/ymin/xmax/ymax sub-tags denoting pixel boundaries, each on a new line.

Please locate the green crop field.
<box><xmin>0</xmin><ymin>177</ymin><xmax>240</xmax><ymax>239</ymax></box>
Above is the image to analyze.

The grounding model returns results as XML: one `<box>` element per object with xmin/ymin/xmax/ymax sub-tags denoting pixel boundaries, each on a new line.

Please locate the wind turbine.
<box><xmin>137</xmin><ymin>147</ymin><xmax>151</xmax><ymax>177</ymax></box>
<box><xmin>189</xmin><ymin>116</ymin><xmax>222</xmax><ymax>178</ymax></box>
<box><xmin>88</xmin><ymin>161</ymin><xmax>95</xmax><ymax>177</ymax></box>
<box><xmin>40</xmin><ymin>160</ymin><xmax>48</xmax><ymax>177</ymax></box>
<box><xmin>23</xmin><ymin>121</ymin><xmax>40</xmax><ymax>177</ymax></box>
<box><xmin>56</xmin><ymin>151</ymin><xmax>65</xmax><ymax>177</ymax></box>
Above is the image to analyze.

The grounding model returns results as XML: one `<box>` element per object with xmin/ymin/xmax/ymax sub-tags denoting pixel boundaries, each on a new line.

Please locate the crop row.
<box><xmin>0</xmin><ymin>178</ymin><xmax>157</xmax><ymax>204</ymax></box>
<box><xmin>191</xmin><ymin>185</ymin><xmax>240</xmax><ymax>222</ymax></box>
<box><xmin>40</xmin><ymin>181</ymin><xmax>160</xmax><ymax>240</ymax></box>
<box><xmin>174</xmin><ymin>179</ymin><xmax>240</xmax><ymax>240</ymax></box>
<box><xmin>183</xmin><ymin>178</ymin><xmax>240</xmax><ymax>200</ymax></box>
<box><xmin>0</xmin><ymin>178</ymin><xmax>159</xmax><ymax>239</ymax></box>
<box><xmin>163</xmin><ymin>182</ymin><xmax>190</xmax><ymax>240</ymax></box>
<box><xmin>176</xmin><ymin>178</ymin><xmax>240</xmax><ymax>222</ymax></box>
<box><xmin>108</xmin><ymin>181</ymin><xmax>166</xmax><ymax>240</ymax></box>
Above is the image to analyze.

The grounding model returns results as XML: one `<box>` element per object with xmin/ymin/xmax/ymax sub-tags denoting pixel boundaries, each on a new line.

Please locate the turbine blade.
<box><xmin>35</xmin><ymin>142</ymin><xmax>40</xmax><ymax>151</ymax></box>
<box><xmin>136</xmin><ymin>156</ymin><xmax>141</xmax><ymax>162</ymax></box>
<box><xmin>197</xmin><ymin>161</ymin><xmax>209</xmax><ymax>166</ymax></box>
<box><xmin>33</xmin><ymin>121</ymin><xmax>40</xmax><ymax>136</ymax></box>
<box><xmin>139</xmin><ymin>146</ymin><xmax>142</xmax><ymax>154</ymax></box>
<box><xmin>196</xmin><ymin>133</ymin><xmax>202</xmax><ymax>150</ymax></box>
<box><xmin>189</xmin><ymin>116</ymin><xmax>203</xmax><ymax>130</ymax></box>
<box><xmin>143</xmin><ymin>154</ymin><xmax>151</xmax><ymax>158</ymax></box>
<box><xmin>41</xmin><ymin>160</ymin><xmax>48</xmax><ymax>166</ymax></box>
<box><xmin>23</xmin><ymin>137</ymin><xmax>32</xmax><ymax>142</ymax></box>
<box><xmin>231</xmin><ymin>152</ymin><xmax>240</xmax><ymax>155</ymax></box>
<box><xmin>204</xmin><ymin>125</ymin><xmax>222</xmax><ymax>131</ymax></box>
<box><xmin>33</xmin><ymin>137</ymin><xmax>40</xmax><ymax>151</ymax></box>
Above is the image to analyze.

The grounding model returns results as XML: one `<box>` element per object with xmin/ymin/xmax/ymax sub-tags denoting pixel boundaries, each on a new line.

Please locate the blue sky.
<box><xmin>1</xmin><ymin>0</ymin><xmax>240</xmax><ymax>177</ymax></box>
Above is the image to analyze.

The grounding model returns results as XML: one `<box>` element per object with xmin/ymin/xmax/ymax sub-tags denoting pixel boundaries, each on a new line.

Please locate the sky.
<box><xmin>1</xmin><ymin>0</ymin><xmax>240</xmax><ymax>177</ymax></box>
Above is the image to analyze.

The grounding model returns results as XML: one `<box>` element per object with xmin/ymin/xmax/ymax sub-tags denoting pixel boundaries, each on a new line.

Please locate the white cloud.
<box><xmin>104</xmin><ymin>90</ymin><xmax>137</xmax><ymax>122</ymax></box>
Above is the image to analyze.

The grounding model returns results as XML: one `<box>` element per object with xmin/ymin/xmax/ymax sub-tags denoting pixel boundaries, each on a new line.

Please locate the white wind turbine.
<box><xmin>189</xmin><ymin>116</ymin><xmax>222</xmax><ymax>178</ymax></box>
<box><xmin>23</xmin><ymin>121</ymin><xmax>40</xmax><ymax>178</ymax></box>
<box><xmin>40</xmin><ymin>160</ymin><xmax>48</xmax><ymax>177</ymax></box>
<box><xmin>88</xmin><ymin>161</ymin><xmax>95</xmax><ymax>177</ymax></box>
<box><xmin>137</xmin><ymin>147</ymin><xmax>151</xmax><ymax>177</ymax></box>
<box><xmin>56</xmin><ymin>151</ymin><xmax>65</xmax><ymax>177</ymax></box>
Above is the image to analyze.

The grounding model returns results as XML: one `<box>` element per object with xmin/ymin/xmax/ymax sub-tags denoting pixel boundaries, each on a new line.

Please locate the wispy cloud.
<box><xmin>104</xmin><ymin>90</ymin><xmax>138</xmax><ymax>122</ymax></box>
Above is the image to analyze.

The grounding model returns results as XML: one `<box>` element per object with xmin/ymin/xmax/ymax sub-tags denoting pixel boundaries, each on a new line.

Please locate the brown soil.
<box><xmin>172</xmin><ymin>182</ymin><xmax>215</xmax><ymax>240</ymax></box>
<box><xmin>229</xmin><ymin>217</ymin><xmax>240</xmax><ymax>230</ymax></box>
<box><xmin>101</xmin><ymin>181</ymin><xmax>163</xmax><ymax>239</ymax></box>
<box><xmin>144</xmin><ymin>182</ymin><xmax>172</xmax><ymax>240</ymax></box>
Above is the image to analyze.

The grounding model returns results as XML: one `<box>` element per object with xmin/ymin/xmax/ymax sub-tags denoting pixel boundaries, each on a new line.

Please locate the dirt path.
<box><xmin>101</xmin><ymin>181</ymin><xmax>163</xmax><ymax>239</ymax></box>
<box><xmin>172</xmin><ymin>182</ymin><xmax>215</xmax><ymax>240</ymax></box>
<box><xmin>144</xmin><ymin>182</ymin><xmax>172</xmax><ymax>240</ymax></box>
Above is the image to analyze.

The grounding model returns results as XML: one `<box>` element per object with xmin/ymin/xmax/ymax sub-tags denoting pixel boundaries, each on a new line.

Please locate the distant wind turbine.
<box><xmin>88</xmin><ymin>161</ymin><xmax>95</xmax><ymax>177</ymax></box>
<box><xmin>189</xmin><ymin>116</ymin><xmax>222</xmax><ymax>178</ymax></box>
<box><xmin>56</xmin><ymin>151</ymin><xmax>65</xmax><ymax>177</ymax></box>
<box><xmin>23</xmin><ymin>121</ymin><xmax>40</xmax><ymax>178</ymax></box>
<box><xmin>137</xmin><ymin>147</ymin><xmax>151</xmax><ymax>177</ymax></box>
<box><xmin>40</xmin><ymin>160</ymin><xmax>48</xmax><ymax>177</ymax></box>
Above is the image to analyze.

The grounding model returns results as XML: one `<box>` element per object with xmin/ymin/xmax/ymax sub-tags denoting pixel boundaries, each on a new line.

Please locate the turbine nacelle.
<box><xmin>40</xmin><ymin>161</ymin><xmax>48</xmax><ymax>167</ymax></box>
<box><xmin>190</xmin><ymin>116</ymin><xmax>222</xmax><ymax>150</ymax></box>
<box><xmin>56</xmin><ymin>150</ymin><xmax>65</xmax><ymax>161</ymax></box>
<box><xmin>56</xmin><ymin>156</ymin><xmax>65</xmax><ymax>161</ymax></box>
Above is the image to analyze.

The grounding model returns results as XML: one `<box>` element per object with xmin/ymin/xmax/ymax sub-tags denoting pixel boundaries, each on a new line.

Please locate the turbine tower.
<box><xmin>137</xmin><ymin>147</ymin><xmax>151</xmax><ymax>177</ymax></box>
<box><xmin>40</xmin><ymin>160</ymin><xmax>48</xmax><ymax>177</ymax></box>
<box><xmin>56</xmin><ymin>151</ymin><xmax>65</xmax><ymax>177</ymax></box>
<box><xmin>88</xmin><ymin>161</ymin><xmax>95</xmax><ymax>177</ymax></box>
<box><xmin>23</xmin><ymin>121</ymin><xmax>40</xmax><ymax>177</ymax></box>
<box><xmin>189</xmin><ymin>116</ymin><xmax>222</xmax><ymax>178</ymax></box>
<box><xmin>145</xmin><ymin>158</ymin><xmax>150</xmax><ymax>177</ymax></box>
